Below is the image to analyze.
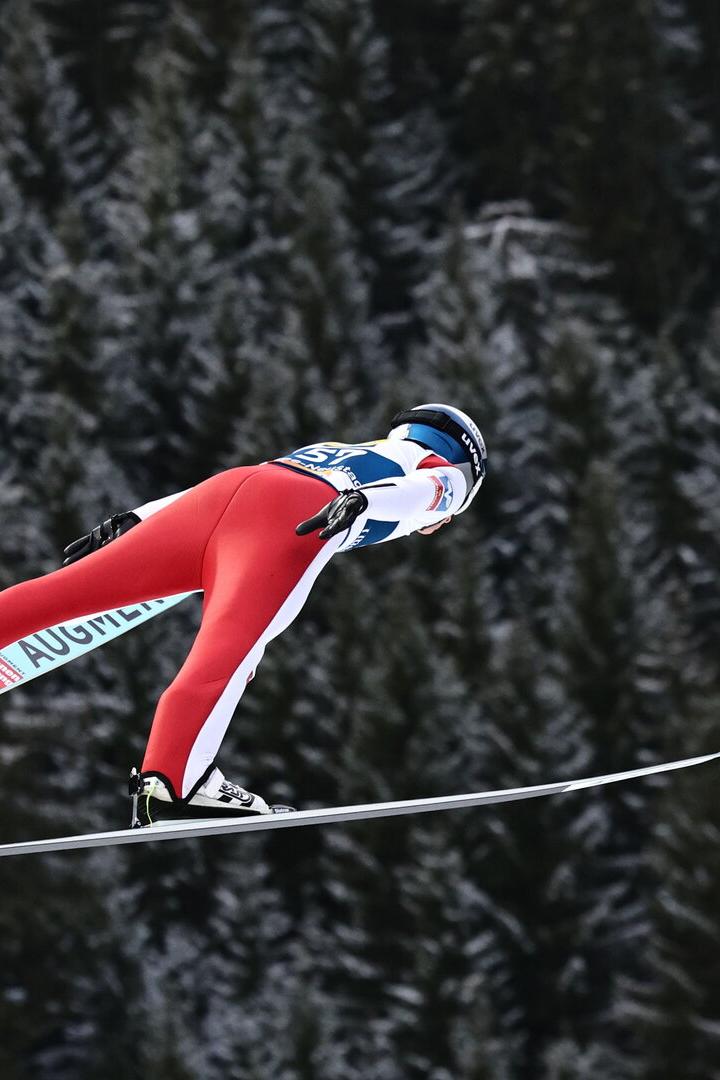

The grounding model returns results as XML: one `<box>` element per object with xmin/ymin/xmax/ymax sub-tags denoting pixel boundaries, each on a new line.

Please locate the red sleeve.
<box><xmin>417</xmin><ymin>453</ymin><xmax>452</xmax><ymax>470</ymax></box>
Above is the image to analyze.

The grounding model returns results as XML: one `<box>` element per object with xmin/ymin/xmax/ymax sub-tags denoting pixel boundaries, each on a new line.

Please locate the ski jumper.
<box><xmin>0</xmin><ymin>440</ymin><xmax>467</xmax><ymax>799</ymax></box>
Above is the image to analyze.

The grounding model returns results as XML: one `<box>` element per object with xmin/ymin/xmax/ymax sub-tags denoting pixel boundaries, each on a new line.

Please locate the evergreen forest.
<box><xmin>1</xmin><ymin>1</ymin><xmax>720</xmax><ymax>1077</ymax></box>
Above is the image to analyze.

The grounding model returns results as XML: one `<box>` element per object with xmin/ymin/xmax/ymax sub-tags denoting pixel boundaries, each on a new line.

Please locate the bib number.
<box><xmin>290</xmin><ymin>444</ymin><xmax>368</xmax><ymax>468</ymax></box>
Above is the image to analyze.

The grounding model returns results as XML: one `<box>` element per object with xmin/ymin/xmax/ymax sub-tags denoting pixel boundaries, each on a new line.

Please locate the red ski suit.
<box><xmin>0</xmin><ymin>449</ymin><xmax>468</xmax><ymax>799</ymax></box>
<box><xmin>0</xmin><ymin>466</ymin><xmax>336</xmax><ymax>798</ymax></box>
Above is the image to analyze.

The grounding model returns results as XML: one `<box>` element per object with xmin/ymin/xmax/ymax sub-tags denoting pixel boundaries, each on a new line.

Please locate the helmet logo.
<box><xmin>460</xmin><ymin>430</ymin><xmax>483</xmax><ymax>481</ymax></box>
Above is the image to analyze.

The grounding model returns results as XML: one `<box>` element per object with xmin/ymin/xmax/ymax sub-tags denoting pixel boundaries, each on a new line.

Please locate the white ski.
<box><xmin>1</xmin><ymin>750</ymin><xmax>717</xmax><ymax>858</ymax></box>
<box><xmin>0</xmin><ymin>592</ymin><xmax>198</xmax><ymax>694</ymax></box>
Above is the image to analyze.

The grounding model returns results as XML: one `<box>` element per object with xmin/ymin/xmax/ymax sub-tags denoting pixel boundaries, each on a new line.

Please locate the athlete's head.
<box><xmin>388</xmin><ymin>403</ymin><xmax>487</xmax><ymax>514</ymax></box>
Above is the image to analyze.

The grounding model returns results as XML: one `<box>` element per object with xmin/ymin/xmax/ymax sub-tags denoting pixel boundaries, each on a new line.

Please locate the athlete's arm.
<box><xmin>296</xmin><ymin>466</ymin><xmax>468</xmax><ymax>541</ymax></box>
<box><xmin>359</xmin><ymin>466</ymin><xmax>468</xmax><ymax>522</ymax></box>
<box><xmin>62</xmin><ymin>487</ymin><xmax>191</xmax><ymax>566</ymax></box>
<box><xmin>132</xmin><ymin>488</ymin><xmax>191</xmax><ymax>520</ymax></box>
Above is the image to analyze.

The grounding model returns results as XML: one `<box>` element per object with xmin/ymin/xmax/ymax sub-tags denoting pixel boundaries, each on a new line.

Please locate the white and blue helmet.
<box><xmin>388</xmin><ymin>403</ymin><xmax>487</xmax><ymax>513</ymax></box>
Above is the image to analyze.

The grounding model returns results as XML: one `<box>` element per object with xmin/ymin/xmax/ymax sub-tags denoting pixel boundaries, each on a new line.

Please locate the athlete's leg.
<box><xmin>0</xmin><ymin>469</ymin><xmax>253</xmax><ymax>652</ymax></box>
<box><xmin>141</xmin><ymin>466</ymin><xmax>339</xmax><ymax>799</ymax></box>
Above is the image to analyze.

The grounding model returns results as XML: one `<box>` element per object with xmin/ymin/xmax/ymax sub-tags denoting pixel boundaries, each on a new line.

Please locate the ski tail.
<box><xmin>0</xmin><ymin>592</ymin><xmax>196</xmax><ymax>694</ymax></box>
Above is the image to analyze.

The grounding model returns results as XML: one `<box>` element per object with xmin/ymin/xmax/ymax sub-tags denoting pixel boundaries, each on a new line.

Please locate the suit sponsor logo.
<box><xmin>0</xmin><ymin>657</ymin><xmax>22</xmax><ymax>689</ymax></box>
<box><xmin>427</xmin><ymin>476</ymin><xmax>444</xmax><ymax>511</ymax></box>
<box><xmin>427</xmin><ymin>475</ymin><xmax>454</xmax><ymax>513</ymax></box>
<box><xmin>12</xmin><ymin>600</ymin><xmax>170</xmax><ymax>672</ymax></box>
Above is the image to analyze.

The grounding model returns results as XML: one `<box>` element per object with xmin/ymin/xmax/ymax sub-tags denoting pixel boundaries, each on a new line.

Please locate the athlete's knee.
<box><xmin>157</xmin><ymin>672</ymin><xmax>228</xmax><ymax>713</ymax></box>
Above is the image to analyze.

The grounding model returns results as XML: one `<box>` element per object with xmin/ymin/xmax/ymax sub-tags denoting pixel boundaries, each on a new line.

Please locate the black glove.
<box><xmin>62</xmin><ymin>511</ymin><xmax>141</xmax><ymax>567</ymax></box>
<box><xmin>296</xmin><ymin>490</ymin><xmax>369</xmax><ymax>540</ymax></box>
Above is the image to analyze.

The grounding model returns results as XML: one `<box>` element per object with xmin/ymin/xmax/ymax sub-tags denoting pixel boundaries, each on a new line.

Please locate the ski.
<box><xmin>1</xmin><ymin>750</ymin><xmax>717</xmax><ymax>858</ymax></box>
<box><xmin>0</xmin><ymin>592</ymin><xmax>198</xmax><ymax>695</ymax></box>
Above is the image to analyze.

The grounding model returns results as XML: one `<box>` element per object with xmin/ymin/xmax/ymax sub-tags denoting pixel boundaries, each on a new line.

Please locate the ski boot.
<box><xmin>129</xmin><ymin>767</ymin><xmax>294</xmax><ymax>828</ymax></box>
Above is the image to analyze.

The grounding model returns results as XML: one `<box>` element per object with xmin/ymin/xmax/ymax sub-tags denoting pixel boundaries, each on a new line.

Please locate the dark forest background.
<box><xmin>1</xmin><ymin>1</ymin><xmax>720</xmax><ymax>1077</ymax></box>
